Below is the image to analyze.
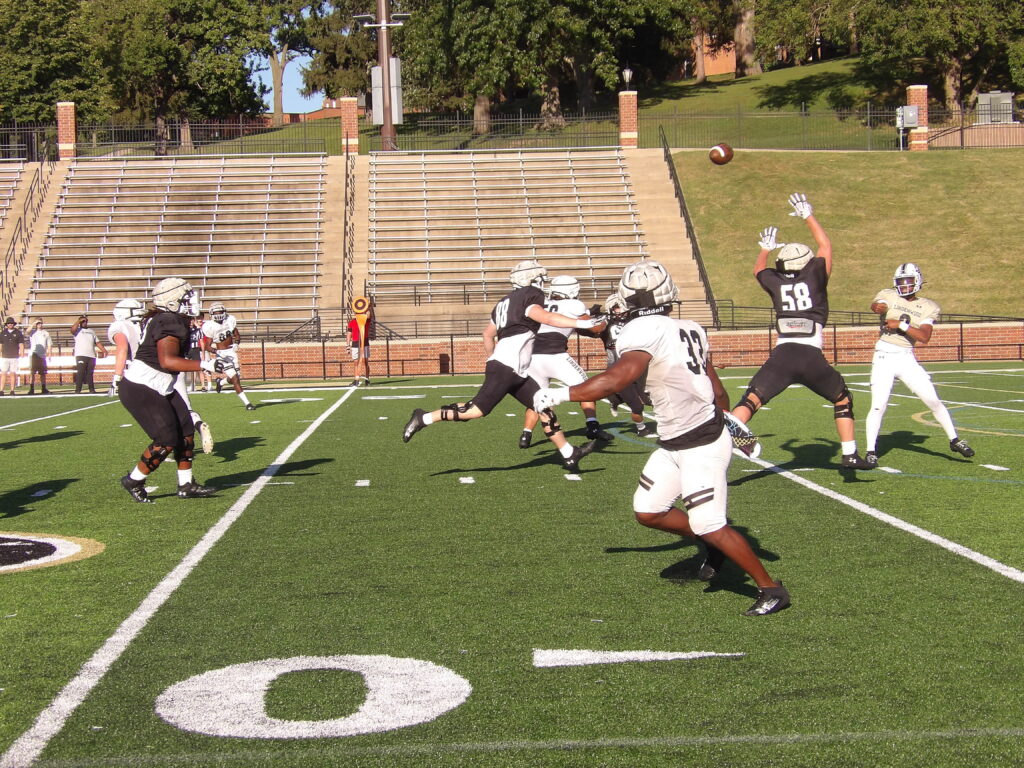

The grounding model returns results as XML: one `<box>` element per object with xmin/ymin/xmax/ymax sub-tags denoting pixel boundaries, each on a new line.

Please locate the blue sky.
<box><xmin>254</xmin><ymin>54</ymin><xmax>322</xmax><ymax>114</ymax></box>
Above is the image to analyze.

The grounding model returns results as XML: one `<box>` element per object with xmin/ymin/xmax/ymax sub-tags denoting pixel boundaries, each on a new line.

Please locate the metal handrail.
<box><xmin>659</xmin><ymin>125</ymin><xmax>719</xmax><ymax>327</ymax></box>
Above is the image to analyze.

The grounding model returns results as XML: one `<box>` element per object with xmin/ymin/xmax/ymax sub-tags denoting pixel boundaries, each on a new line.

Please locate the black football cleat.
<box><xmin>698</xmin><ymin>544</ymin><xmax>726</xmax><ymax>581</ymax></box>
<box><xmin>519</xmin><ymin>430</ymin><xmax>533</xmax><ymax>449</ymax></box>
<box><xmin>177</xmin><ymin>480</ymin><xmax>217</xmax><ymax>498</ymax></box>
<box><xmin>636</xmin><ymin>422</ymin><xmax>658</xmax><ymax>439</ymax></box>
<box><xmin>744</xmin><ymin>580</ymin><xmax>791</xmax><ymax>616</ymax></box>
<box><xmin>245</xmin><ymin>403</ymin><xmax>256</xmax><ymax>411</ymax></box>
<box><xmin>562</xmin><ymin>440</ymin><xmax>598</xmax><ymax>472</ymax></box>
<box><xmin>120</xmin><ymin>475</ymin><xmax>152</xmax><ymax>504</ymax></box>
<box><xmin>950</xmin><ymin>438</ymin><xmax>975</xmax><ymax>458</ymax></box>
<box><xmin>585</xmin><ymin>422</ymin><xmax>614</xmax><ymax>441</ymax></box>
<box><xmin>841</xmin><ymin>453</ymin><xmax>874</xmax><ymax>469</ymax></box>
<box><xmin>864</xmin><ymin>451</ymin><xmax>879</xmax><ymax>468</ymax></box>
<box><xmin>403</xmin><ymin>409</ymin><xmax>427</xmax><ymax>443</ymax></box>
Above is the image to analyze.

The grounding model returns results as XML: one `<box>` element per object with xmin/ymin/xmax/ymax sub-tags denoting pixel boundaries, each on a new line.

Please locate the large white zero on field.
<box><xmin>155</xmin><ymin>655</ymin><xmax>472</xmax><ymax>738</ymax></box>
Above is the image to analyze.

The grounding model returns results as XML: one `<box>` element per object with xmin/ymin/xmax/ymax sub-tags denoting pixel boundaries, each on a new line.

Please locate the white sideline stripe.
<box><xmin>20</xmin><ymin>726</ymin><xmax>1024</xmax><ymax>764</ymax></box>
<box><xmin>0</xmin><ymin>400</ymin><xmax>116</xmax><ymax>430</ymax></box>
<box><xmin>533</xmin><ymin>649</ymin><xmax>744</xmax><ymax>667</ymax></box>
<box><xmin>0</xmin><ymin>388</ymin><xmax>357</xmax><ymax>768</ymax></box>
<box><xmin>741</xmin><ymin>456</ymin><xmax>1024</xmax><ymax>584</ymax></box>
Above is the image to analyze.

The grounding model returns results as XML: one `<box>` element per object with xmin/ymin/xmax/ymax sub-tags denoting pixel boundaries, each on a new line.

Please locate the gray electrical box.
<box><xmin>977</xmin><ymin>91</ymin><xmax>1014</xmax><ymax>124</ymax></box>
<box><xmin>371</xmin><ymin>57</ymin><xmax>403</xmax><ymax>125</ymax></box>
<box><xmin>896</xmin><ymin>105</ymin><xmax>919</xmax><ymax>129</ymax></box>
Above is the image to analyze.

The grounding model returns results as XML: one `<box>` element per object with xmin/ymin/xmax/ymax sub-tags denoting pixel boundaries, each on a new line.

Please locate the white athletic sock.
<box><xmin>841</xmin><ymin>440</ymin><xmax>857</xmax><ymax>455</ymax></box>
<box><xmin>932</xmin><ymin>405</ymin><xmax>958</xmax><ymax>440</ymax></box>
<box><xmin>129</xmin><ymin>468</ymin><xmax>147</xmax><ymax>482</ymax></box>
<box><xmin>559</xmin><ymin>443</ymin><xmax>574</xmax><ymax>459</ymax></box>
<box><xmin>177</xmin><ymin>469</ymin><xmax>193</xmax><ymax>486</ymax></box>
<box><xmin>423</xmin><ymin>412</ymin><xmax>436</xmax><ymax>425</ymax></box>
<box><xmin>191</xmin><ymin>411</ymin><xmax>202</xmax><ymax>427</ymax></box>
<box><xmin>238</xmin><ymin>392</ymin><xmax>250</xmax><ymax>406</ymax></box>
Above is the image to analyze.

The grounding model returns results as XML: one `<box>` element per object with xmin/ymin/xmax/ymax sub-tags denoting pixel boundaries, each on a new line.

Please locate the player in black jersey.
<box><xmin>730</xmin><ymin>194</ymin><xmax>872</xmax><ymax>470</ymax></box>
<box><xmin>403</xmin><ymin>260</ymin><xmax>605</xmax><ymax>472</ymax></box>
<box><xmin>118</xmin><ymin>278</ymin><xmax>230</xmax><ymax>502</ymax></box>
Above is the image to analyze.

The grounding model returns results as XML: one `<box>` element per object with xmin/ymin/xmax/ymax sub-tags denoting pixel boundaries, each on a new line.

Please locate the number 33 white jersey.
<box><xmin>616</xmin><ymin>314</ymin><xmax>717</xmax><ymax>442</ymax></box>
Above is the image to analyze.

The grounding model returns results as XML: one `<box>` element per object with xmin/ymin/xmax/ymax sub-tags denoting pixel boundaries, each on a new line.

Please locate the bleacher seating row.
<box><xmin>0</xmin><ymin>161</ymin><xmax>23</xmax><ymax>229</ymax></box>
<box><xmin>24</xmin><ymin>154</ymin><xmax>326</xmax><ymax>331</ymax></box>
<box><xmin>365</xmin><ymin>148</ymin><xmax>648</xmax><ymax>306</ymax></box>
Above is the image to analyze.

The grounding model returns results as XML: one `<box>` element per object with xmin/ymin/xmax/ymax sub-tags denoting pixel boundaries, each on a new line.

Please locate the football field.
<box><xmin>1</xmin><ymin>363</ymin><xmax>1022</xmax><ymax>767</ymax></box>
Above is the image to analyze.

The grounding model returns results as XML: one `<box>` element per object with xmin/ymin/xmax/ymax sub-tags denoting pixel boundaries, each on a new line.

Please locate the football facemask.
<box><xmin>210</xmin><ymin>303</ymin><xmax>228</xmax><ymax>322</ymax></box>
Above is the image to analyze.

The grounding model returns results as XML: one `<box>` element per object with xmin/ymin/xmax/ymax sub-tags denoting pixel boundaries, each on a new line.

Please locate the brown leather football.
<box><xmin>709</xmin><ymin>143</ymin><xmax>734</xmax><ymax>165</ymax></box>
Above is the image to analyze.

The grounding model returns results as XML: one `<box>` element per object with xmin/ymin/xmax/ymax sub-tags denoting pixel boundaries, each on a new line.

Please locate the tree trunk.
<box><xmin>733</xmin><ymin>2</ymin><xmax>761</xmax><ymax>77</ymax></box>
<box><xmin>270</xmin><ymin>46</ymin><xmax>289</xmax><ymax>127</ymax></box>
<box><xmin>574</xmin><ymin>61</ymin><xmax>595</xmax><ymax>109</ymax></box>
<box><xmin>537</xmin><ymin>69</ymin><xmax>565</xmax><ymax>129</ymax></box>
<box><xmin>180</xmin><ymin>118</ymin><xmax>193</xmax><ymax>153</ymax></box>
<box><xmin>155</xmin><ymin>113</ymin><xmax>169</xmax><ymax>157</ymax></box>
<box><xmin>473</xmin><ymin>94</ymin><xmax>491</xmax><ymax>135</ymax></box>
<box><xmin>943</xmin><ymin>58</ymin><xmax>963</xmax><ymax>112</ymax></box>
<box><xmin>848</xmin><ymin>10</ymin><xmax>859</xmax><ymax>55</ymax></box>
<box><xmin>692</xmin><ymin>28</ymin><xmax>707</xmax><ymax>84</ymax></box>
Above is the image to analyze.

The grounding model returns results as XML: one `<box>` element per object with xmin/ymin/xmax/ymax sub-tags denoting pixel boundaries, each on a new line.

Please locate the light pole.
<box><xmin>354</xmin><ymin>1</ymin><xmax>409</xmax><ymax>151</ymax></box>
<box><xmin>622</xmin><ymin>67</ymin><xmax>633</xmax><ymax>90</ymax></box>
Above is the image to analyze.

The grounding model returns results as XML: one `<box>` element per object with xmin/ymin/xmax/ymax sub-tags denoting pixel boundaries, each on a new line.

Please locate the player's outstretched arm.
<box><xmin>534</xmin><ymin>351</ymin><xmax>651</xmax><ymax>411</ymax></box>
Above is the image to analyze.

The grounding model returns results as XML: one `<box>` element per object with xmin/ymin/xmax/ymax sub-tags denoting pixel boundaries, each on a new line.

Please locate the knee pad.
<box><xmin>736</xmin><ymin>389</ymin><xmax>761</xmax><ymax>415</ymax></box>
<box><xmin>440</xmin><ymin>402</ymin><xmax>473</xmax><ymax>422</ymax></box>
<box><xmin>540</xmin><ymin>408</ymin><xmax>561</xmax><ymax>436</ymax></box>
<box><xmin>832</xmin><ymin>386</ymin><xmax>854</xmax><ymax>420</ymax></box>
<box><xmin>140</xmin><ymin>443</ymin><xmax>172</xmax><ymax>472</ymax></box>
<box><xmin>174</xmin><ymin>434</ymin><xmax>195</xmax><ymax>465</ymax></box>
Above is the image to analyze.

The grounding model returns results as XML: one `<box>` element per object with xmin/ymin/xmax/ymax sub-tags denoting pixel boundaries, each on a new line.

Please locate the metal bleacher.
<box><xmin>365</xmin><ymin>147</ymin><xmax>648</xmax><ymax>312</ymax></box>
<box><xmin>0</xmin><ymin>161</ymin><xmax>23</xmax><ymax>230</ymax></box>
<box><xmin>24</xmin><ymin>154</ymin><xmax>326</xmax><ymax>333</ymax></box>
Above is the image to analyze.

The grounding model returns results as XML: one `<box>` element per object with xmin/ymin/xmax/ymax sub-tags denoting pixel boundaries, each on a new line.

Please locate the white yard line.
<box><xmin>0</xmin><ymin>400</ymin><xmax>117</xmax><ymax>431</ymax></box>
<box><xmin>739</xmin><ymin>455</ymin><xmax>1024</xmax><ymax>584</ymax></box>
<box><xmin>0</xmin><ymin>388</ymin><xmax>357</xmax><ymax>768</ymax></box>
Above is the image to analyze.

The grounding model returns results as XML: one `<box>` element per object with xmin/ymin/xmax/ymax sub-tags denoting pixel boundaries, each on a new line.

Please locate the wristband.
<box><xmin>898</xmin><ymin>319</ymin><xmax>911</xmax><ymax>333</ymax></box>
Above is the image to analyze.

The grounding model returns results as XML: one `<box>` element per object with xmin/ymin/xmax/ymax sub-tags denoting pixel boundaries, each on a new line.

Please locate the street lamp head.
<box><xmin>622</xmin><ymin>67</ymin><xmax>633</xmax><ymax>88</ymax></box>
<box><xmin>392</xmin><ymin>12</ymin><xmax>411</xmax><ymax>21</ymax></box>
<box><xmin>352</xmin><ymin>13</ymin><xmax>375</xmax><ymax>25</ymax></box>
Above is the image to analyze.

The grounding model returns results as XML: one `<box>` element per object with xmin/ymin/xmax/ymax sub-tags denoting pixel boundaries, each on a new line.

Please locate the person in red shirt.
<box><xmin>347</xmin><ymin>311</ymin><xmax>373</xmax><ymax>387</ymax></box>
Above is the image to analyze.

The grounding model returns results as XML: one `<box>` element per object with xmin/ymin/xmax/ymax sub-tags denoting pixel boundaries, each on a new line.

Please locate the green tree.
<box><xmin>296</xmin><ymin>0</ymin><xmax>377</xmax><ymax>101</ymax></box>
<box><xmin>0</xmin><ymin>0</ymin><xmax>110</xmax><ymax>122</ymax></box>
<box><xmin>858</xmin><ymin>0</ymin><xmax>1024</xmax><ymax>110</ymax></box>
<box><xmin>88</xmin><ymin>0</ymin><xmax>268</xmax><ymax>149</ymax></box>
<box><xmin>255</xmin><ymin>0</ymin><xmax>315</xmax><ymax>126</ymax></box>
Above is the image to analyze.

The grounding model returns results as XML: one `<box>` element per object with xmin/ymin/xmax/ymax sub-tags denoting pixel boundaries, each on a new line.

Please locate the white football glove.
<box><xmin>788</xmin><ymin>192</ymin><xmax>813</xmax><ymax>219</ymax></box>
<box><xmin>108</xmin><ymin>374</ymin><xmax>121</xmax><ymax>398</ymax></box>
<box><xmin>757</xmin><ymin>226</ymin><xmax>782</xmax><ymax>251</ymax></box>
<box><xmin>575</xmin><ymin>316</ymin><xmax>604</xmax><ymax>330</ymax></box>
<box><xmin>199</xmin><ymin>358</ymin><xmax>218</xmax><ymax>374</ymax></box>
<box><xmin>534</xmin><ymin>386</ymin><xmax>570</xmax><ymax>413</ymax></box>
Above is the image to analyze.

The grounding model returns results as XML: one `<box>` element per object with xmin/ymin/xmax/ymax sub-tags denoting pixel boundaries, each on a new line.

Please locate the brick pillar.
<box><xmin>56</xmin><ymin>101</ymin><xmax>77</xmax><ymax>159</ymax></box>
<box><xmin>340</xmin><ymin>97</ymin><xmax>360</xmax><ymax>155</ymax></box>
<box><xmin>618</xmin><ymin>90</ymin><xmax>638</xmax><ymax>149</ymax></box>
<box><xmin>907</xmin><ymin>85</ymin><xmax>929</xmax><ymax>152</ymax></box>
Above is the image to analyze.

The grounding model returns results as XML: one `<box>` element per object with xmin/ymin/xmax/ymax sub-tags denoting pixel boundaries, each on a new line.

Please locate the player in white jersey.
<box><xmin>518</xmin><ymin>275</ymin><xmax>612</xmax><ymax>448</ymax></box>
<box><xmin>864</xmin><ymin>263</ymin><xmax>974</xmax><ymax>466</ymax></box>
<box><xmin>202</xmin><ymin>302</ymin><xmax>254</xmax><ymax>410</ymax></box>
<box><xmin>109</xmin><ymin>298</ymin><xmax>215</xmax><ymax>454</ymax></box>
<box><xmin>534</xmin><ymin>260</ymin><xmax>790</xmax><ymax>616</ymax></box>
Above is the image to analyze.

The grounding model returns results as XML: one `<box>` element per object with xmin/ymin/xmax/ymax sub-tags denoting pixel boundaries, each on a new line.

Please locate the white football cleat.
<box><xmin>198</xmin><ymin>421</ymin><xmax>214</xmax><ymax>454</ymax></box>
<box><xmin>724</xmin><ymin>411</ymin><xmax>761</xmax><ymax>459</ymax></box>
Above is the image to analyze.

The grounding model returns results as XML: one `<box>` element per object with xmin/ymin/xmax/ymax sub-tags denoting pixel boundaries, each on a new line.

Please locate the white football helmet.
<box><xmin>210</xmin><ymin>302</ymin><xmax>228</xmax><ymax>322</ymax></box>
<box><xmin>894</xmin><ymin>262</ymin><xmax>923</xmax><ymax>296</ymax></box>
<box><xmin>775</xmin><ymin>242</ymin><xmax>814</xmax><ymax>273</ymax></box>
<box><xmin>113</xmin><ymin>298</ymin><xmax>144</xmax><ymax>324</ymax></box>
<box><xmin>510</xmin><ymin>259</ymin><xmax>547</xmax><ymax>288</ymax></box>
<box><xmin>602</xmin><ymin>292</ymin><xmax>628</xmax><ymax>315</ymax></box>
<box><xmin>152</xmin><ymin>277</ymin><xmax>199</xmax><ymax>316</ymax></box>
<box><xmin>548</xmin><ymin>275</ymin><xmax>580</xmax><ymax>300</ymax></box>
<box><xmin>618</xmin><ymin>260</ymin><xmax>678</xmax><ymax>309</ymax></box>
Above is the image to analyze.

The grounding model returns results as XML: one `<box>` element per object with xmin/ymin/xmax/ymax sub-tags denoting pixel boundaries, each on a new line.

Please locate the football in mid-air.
<box><xmin>709</xmin><ymin>143</ymin><xmax>734</xmax><ymax>165</ymax></box>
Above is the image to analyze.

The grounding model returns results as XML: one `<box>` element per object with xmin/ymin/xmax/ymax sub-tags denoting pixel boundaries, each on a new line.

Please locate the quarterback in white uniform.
<box><xmin>534</xmin><ymin>260</ymin><xmax>790</xmax><ymax>616</ymax></box>
<box><xmin>109</xmin><ymin>298</ymin><xmax>215</xmax><ymax>454</ymax></box>
<box><xmin>202</xmin><ymin>302</ymin><xmax>254</xmax><ymax>410</ymax></box>
<box><xmin>865</xmin><ymin>263</ymin><xmax>974</xmax><ymax>465</ymax></box>
<box><xmin>519</xmin><ymin>275</ymin><xmax>612</xmax><ymax>448</ymax></box>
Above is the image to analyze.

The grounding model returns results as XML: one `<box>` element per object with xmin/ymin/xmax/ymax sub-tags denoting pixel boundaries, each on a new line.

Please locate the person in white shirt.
<box><xmin>202</xmin><ymin>302</ymin><xmax>254</xmax><ymax>410</ymax></box>
<box><xmin>534</xmin><ymin>260</ymin><xmax>790</xmax><ymax>616</ymax></box>
<box><xmin>864</xmin><ymin>263</ymin><xmax>974</xmax><ymax>465</ymax></box>
<box><xmin>27</xmin><ymin>319</ymin><xmax>52</xmax><ymax>395</ymax></box>
<box><xmin>71</xmin><ymin>315</ymin><xmax>107</xmax><ymax>394</ymax></box>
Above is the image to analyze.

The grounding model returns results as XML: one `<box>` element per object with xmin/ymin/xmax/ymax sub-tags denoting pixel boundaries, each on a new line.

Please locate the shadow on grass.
<box><xmin>205</xmin><ymin>457</ymin><xmax>334</xmax><ymax>491</ymax></box>
<box><xmin>880</xmin><ymin>430</ymin><xmax>968</xmax><ymax>462</ymax></box>
<box><xmin>754</xmin><ymin>71</ymin><xmax>860</xmax><ymax>110</ymax></box>
<box><xmin>209</xmin><ymin>435</ymin><xmax>266</xmax><ymax>463</ymax></box>
<box><xmin>731</xmin><ymin>437</ymin><xmax>877</xmax><ymax>485</ymax></box>
<box><xmin>0</xmin><ymin>479</ymin><xmax>79</xmax><ymax>519</ymax></box>
<box><xmin>0</xmin><ymin>431</ymin><xmax>84</xmax><ymax>451</ymax></box>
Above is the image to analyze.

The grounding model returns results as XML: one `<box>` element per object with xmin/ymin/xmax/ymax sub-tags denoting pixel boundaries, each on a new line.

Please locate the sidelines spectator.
<box><xmin>0</xmin><ymin>317</ymin><xmax>25</xmax><ymax>396</ymax></box>
<box><xmin>27</xmin><ymin>319</ymin><xmax>52</xmax><ymax>395</ymax></box>
<box><xmin>71</xmin><ymin>315</ymin><xmax>107</xmax><ymax>394</ymax></box>
<box><xmin>347</xmin><ymin>309</ymin><xmax>374</xmax><ymax>387</ymax></box>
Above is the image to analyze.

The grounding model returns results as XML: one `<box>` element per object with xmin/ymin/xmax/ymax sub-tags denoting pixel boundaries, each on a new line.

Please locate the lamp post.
<box><xmin>622</xmin><ymin>67</ymin><xmax>633</xmax><ymax>90</ymax></box>
<box><xmin>354</xmin><ymin>1</ymin><xmax>409</xmax><ymax>151</ymax></box>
